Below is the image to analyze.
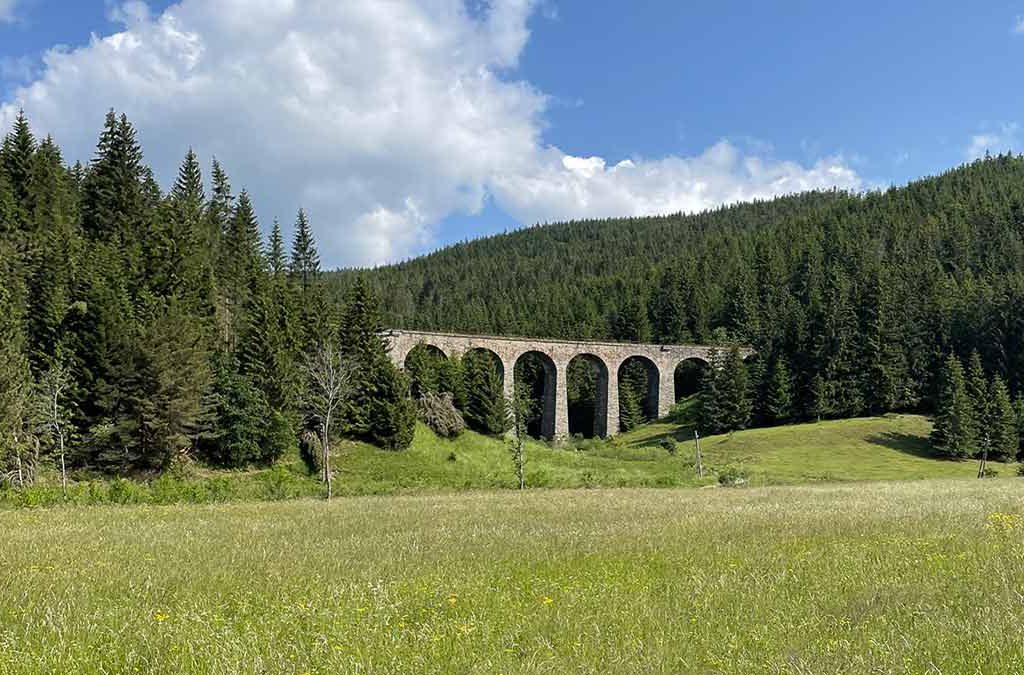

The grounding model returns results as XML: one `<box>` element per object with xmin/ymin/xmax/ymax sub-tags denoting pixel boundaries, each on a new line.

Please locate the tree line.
<box><xmin>0</xmin><ymin>110</ymin><xmax>414</xmax><ymax>487</ymax></box>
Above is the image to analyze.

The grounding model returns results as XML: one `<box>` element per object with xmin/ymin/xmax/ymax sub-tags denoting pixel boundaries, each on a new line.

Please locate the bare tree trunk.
<box><xmin>322</xmin><ymin>412</ymin><xmax>332</xmax><ymax>500</ymax></box>
<box><xmin>694</xmin><ymin>430</ymin><xmax>704</xmax><ymax>478</ymax></box>
<box><xmin>59</xmin><ymin>435</ymin><xmax>67</xmax><ymax>499</ymax></box>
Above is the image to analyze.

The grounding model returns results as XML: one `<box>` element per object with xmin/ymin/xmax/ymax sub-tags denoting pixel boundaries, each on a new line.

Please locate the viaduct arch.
<box><xmin>387</xmin><ymin>329</ymin><xmax>753</xmax><ymax>438</ymax></box>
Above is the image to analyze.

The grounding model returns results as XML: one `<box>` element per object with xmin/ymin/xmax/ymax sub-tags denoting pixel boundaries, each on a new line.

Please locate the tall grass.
<box><xmin>2</xmin><ymin>480</ymin><xmax>1023</xmax><ymax>672</ymax></box>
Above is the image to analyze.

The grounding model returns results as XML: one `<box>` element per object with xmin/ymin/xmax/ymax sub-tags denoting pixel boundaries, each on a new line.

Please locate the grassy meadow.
<box><xmin>1</xmin><ymin>414</ymin><xmax>1007</xmax><ymax>508</ymax></box>
<box><xmin>3</xmin><ymin>480</ymin><xmax>1024</xmax><ymax>673</ymax></box>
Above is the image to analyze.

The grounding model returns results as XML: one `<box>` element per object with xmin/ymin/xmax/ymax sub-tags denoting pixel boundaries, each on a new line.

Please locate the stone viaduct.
<box><xmin>386</xmin><ymin>329</ymin><xmax>752</xmax><ymax>439</ymax></box>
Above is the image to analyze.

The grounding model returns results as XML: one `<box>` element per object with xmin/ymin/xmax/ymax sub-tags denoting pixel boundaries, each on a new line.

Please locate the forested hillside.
<box><xmin>350</xmin><ymin>155</ymin><xmax>1024</xmax><ymax>422</ymax></box>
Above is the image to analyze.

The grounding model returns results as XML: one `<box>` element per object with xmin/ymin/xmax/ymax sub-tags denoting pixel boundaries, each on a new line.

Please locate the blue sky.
<box><xmin>1</xmin><ymin>1</ymin><xmax>1022</xmax><ymax>266</ymax></box>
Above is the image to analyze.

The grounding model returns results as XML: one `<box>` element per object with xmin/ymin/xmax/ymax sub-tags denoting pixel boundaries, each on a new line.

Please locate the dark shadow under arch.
<box><xmin>617</xmin><ymin>355</ymin><xmax>659</xmax><ymax>432</ymax></box>
<box><xmin>567</xmin><ymin>353</ymin><xmax>610</xmax><ymax>438</ymax></box>
<box><xmin>514</xmin><ymin>351</ymin><xmax>557</xmax><ymax>439</ymax></box>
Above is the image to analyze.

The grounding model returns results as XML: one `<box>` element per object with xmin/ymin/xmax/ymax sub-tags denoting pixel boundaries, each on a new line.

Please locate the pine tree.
<box><xmin>81</xmin><ymin>111</ymin><xmax>145</xmax><ymax>245</ymax></box>
<box><xmin>930</xmin><ymin>354</ymin><xmax>976</xmax><ymax>459</ymax></box>
<box><xmin>987</xmin><ymin>374</ymin><xmax>1017</xmax><ymax>462</ymax></box>
<box><xmin>965</xmin><ymin>350</ymin><xmax>989</xmax><ymax>458</ymax></box>
<box><xmin>267</xmin><ymin>219</ymin><xmax>287</xmax><ymax>278</ymax></box>
<box><xmin>861</xmin><ymin>266</ymin><xmax>908</xmax><ymax>413</ymax></box>
<box><xmin>111</xmin><ymin>298</ymin><xmax>211</xmax><ymax>471</ymax></box>
<box><xmin>290</xmin><ymin>209</ymin><xmax>320</xmax><ymax>294</ymax></box>
<box><xmin>696</xmin><ymin>350</ymin><xmax>722</xmax><ymax>434</ymax></box>
<box><xmin>765</xmin><ymin>356</ymin><xmax>793</xmax><ymax>425</ymax></box>
<box><xmin>461</xmin><ymin>350</ymin><xmax>508</xmax><ymax>435</ymax></box>
<box><xmin>0</xmin><ymin>109</ymin><xmax>36</xmax><ymax>232</ymax></box>
<box><xmin>717</xmin><ymin>346</ymin><xmax>751</xmax><ymax>431</ymax></box>
<box><xmin>337</xmin><ymin>279</ymin><xmax>415</xmax><ymax>448</ymax></box>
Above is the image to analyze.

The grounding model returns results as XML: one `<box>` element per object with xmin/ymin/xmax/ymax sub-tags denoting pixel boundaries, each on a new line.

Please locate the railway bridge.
<box><xmin>387</xmin><ymin>329</ymin><xmax>752</xmax><ymax>438</ymax></box>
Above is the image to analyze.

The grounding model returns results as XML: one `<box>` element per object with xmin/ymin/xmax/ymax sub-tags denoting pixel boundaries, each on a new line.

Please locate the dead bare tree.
<box><xmin>305</xmin><ymin>340</ymin><xmax>353</xmax><ymax>500</ymax></box>
<box><xmin>39</xmin><ymin>362</ymin><xmax>72</xmax><ymax>498</ymax></box>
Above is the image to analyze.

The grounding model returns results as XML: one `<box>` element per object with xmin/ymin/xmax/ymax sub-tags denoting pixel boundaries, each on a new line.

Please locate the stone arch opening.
<box><xmin>617</xmin><ymin>356</ymin><xmax>659</xmax><ymax>432</ymax></box>
<box><xmin>404</xmin><ymin>343</ymin><xmax>448</xmax><ymax>399</ymax></box>
<box><xmin>567</xmin><ymin>354</ymin><xmax>609</xmax><ymax>438</ymax></box>
<box><xmin>461</xmin><ymin>347</ymin><xmax>507</xmax><ymax>435</ymax></box>
<box><xmin>674</xmin><ymin>357</ymin><xmax>710</xmax><ymax>402</ymax></box>
<box><xmin>514</xmin><ymin>351</ymin><xmax>557</xmax><ymax>439</ymax></box>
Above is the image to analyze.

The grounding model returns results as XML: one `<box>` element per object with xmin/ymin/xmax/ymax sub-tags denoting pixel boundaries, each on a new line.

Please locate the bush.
<box><xmin>416</xmin><ymin>392</ymin><xmax>466</xmax><ymax>438</ymax></box>
<box><xmin>299</xmin><ymin>428</ymin><xmax>324</xmax><ymax>474</ymax></box>
<box><xmin>658</xmin><ymin>438</ymin><xmax>678</xmax><ymax>456</ymax></box>
<box><xmin>717</xmin><ymin>465</ymin><xmax>748</xmax><ymax>487</ymax></box>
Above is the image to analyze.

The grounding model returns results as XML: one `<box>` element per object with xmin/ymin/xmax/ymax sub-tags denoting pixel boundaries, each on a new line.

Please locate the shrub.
<box><xmin>717</xmin><ymin>465</ymin><xmax>748</xmax><ymax>487</ymax></box>
<box><xmin>658</xmin><ymin>438</ymin><xmax>678</xmax><ymax>455</ymax></box>
<box><xmin>416</xmin><ymin>392</ymin><xmax>466</xmax><ymax>438</ymax></box>
<box><xmin>299</xmin><ymin>428</ymin><xmax>324</xmax><ymax>474</ymax></box>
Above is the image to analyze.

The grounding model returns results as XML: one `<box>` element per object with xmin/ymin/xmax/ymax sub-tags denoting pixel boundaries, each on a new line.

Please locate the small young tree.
<box><xmin>38</xmin><ymin>361</ymin><xmax>73</xmax><ymax>497</ymax></box>
<box><xmin>305</xmin><ymin>339</ymin><xmax>352</xmax><ymax>500</ymax></box>
<box><xmin>507</xmin><ymin>386</ymin><xmax>531</xmax><ymax>489</ymax></box>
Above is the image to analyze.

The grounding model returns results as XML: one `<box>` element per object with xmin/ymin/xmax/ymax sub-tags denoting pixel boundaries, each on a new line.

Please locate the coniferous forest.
<box><xmin>5</xmin><ymin>110</ymin><xmax>1024</xmax><ymax>486</ymax></box>
<box><xmin>0</xmin><ymin>110</ymin><xmax>416</xmax><ymax>484</ymax></box>
<box><xmin>344</xmin><ymin>150</ymin><xmax>1024</xmax><ymax>453</ymax></box>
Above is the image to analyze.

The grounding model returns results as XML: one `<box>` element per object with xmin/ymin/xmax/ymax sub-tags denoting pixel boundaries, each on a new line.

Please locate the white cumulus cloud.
<box><xmin>2</xmin><ymin>0</ymin><xmax>863</xmax><ymax>267</ymax></box>
<box><xmin>966</xmin><ymin>123</ymin><xmax>1018</xmax><ymax>160</ymax></box>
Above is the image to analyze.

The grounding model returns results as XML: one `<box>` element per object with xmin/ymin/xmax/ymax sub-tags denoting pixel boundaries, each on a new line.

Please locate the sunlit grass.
<box><xmin>3</xmin><ymin>480</ymin><xmax>1024</xmax><ymax>672</ymax></box>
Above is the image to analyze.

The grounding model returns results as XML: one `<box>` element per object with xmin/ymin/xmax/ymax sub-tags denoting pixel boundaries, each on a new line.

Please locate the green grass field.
<box><xmin>3</xmin><ymin>480</ymin><xmax>1024</xmax><ymax>673</ymax></box>
<box><xmin>1</xmin><ymin>414</ymin><xmax>1006</xmax><ymax>508</ymax></box>
<box><xmin>334</xmin><ymin>414</ymin><xmax>997</xmax><ymax>493</ymax></box>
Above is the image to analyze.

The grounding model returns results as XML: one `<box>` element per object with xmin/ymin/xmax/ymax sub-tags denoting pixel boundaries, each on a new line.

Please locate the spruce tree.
<box><xmin>338</xmin><ymin>278</ymin><xmax>415</xmax><ymax>448</ymax></box>
<box><xmin>696</xmin><ymin>350</ymin><xmax>722</xmax><ymax>434</ymax></box>
<box><xmin>930</xmin><ymin>354</ymin><xmax>976</xmax><ymax>459</ymax></box>
<box><xmin>0</xmin><ymin>109</ymin><xmax>36</xmax><ymax>231</ymax></box>
<box><xmin>112</xmin><ymin>298</ymin><xmax>211</xmax><ymax>471</ymax></box>
<box><xmin>1015</xmin><ymin>393</ymin><xmax>1024</xmax><ymax>462</ymax></box>
<box><xmin>987</xmin><ymin>374</ymin><xmax>1017</xmax><ymax>462</ymax></box>
<box><xmin>965</xmin><ymin>350</ymin><xmax>990</xmax><ymax>458</ymax></box>
<box><xmin>81</xmin><ymin>111</ymin><xmax>145</xmax><ymax>245</ymax></box>
<box><xmin>765</xmin><ymin>356</ymin><xmax>793</xmax><ymax>425</ymax></box>
<box><xmin>462</xmin><ymin>350</ymin><xmax>508</xmax><ymax>435</ymax></box>
<box><xmin>290</xmin><ymin>209</ymin><xmax>320</xmax><ymax>294</ymax></box>
<box><xmin>267</xmin><ymin>219</ymin><xmax>287</xmax><ymax>278</ymax></box>
<box><xmin>717</xmin><ymin>346</ymin><xmax>751</xmax><ymax>431</ymax></box>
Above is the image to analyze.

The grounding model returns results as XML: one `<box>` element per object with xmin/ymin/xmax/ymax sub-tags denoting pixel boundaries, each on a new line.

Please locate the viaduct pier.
<box><xmin>387</xmin><ymin>329</ymin><xmax>752</xmax><ymax>438</ymax></box>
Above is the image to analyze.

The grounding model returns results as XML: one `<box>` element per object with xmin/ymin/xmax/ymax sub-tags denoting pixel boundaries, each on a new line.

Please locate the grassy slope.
<box><xmin>3</xmin><ymin>414</ymin><xmax>1001</xmax><ymax>508</ymax></box>
<box><xmin>4</xmin><ymin>481</ymin><xmax>1024</xmax><ymax>673</ymax></box>
<box><xmin>332</xmin><ymin>414</ymin><xmax>998</xmax><ymax>495</ymax></box>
